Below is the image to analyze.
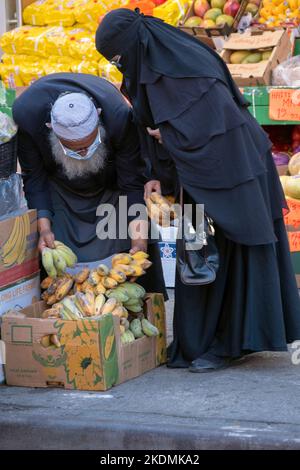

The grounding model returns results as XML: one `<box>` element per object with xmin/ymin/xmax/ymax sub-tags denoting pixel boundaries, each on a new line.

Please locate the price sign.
<box><xmin>269</xmin><ymin>89</ymin><xmax>300</xmax><ymax>122</ymax></box>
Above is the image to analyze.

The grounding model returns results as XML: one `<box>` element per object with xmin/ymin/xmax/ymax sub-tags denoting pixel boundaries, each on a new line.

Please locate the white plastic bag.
<box><xmin>272</xmin><ymin>55</ymin><xmax>300</xmax><ymax>87</ymax></box>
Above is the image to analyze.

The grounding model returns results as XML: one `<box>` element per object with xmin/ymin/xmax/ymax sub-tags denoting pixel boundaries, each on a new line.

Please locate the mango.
<box><xmin>262</xmin><ymin>50</ymin><xmax>272</xmax><ymax>61</ymax></box>
<box><xmin>204</xmin><ymin>8</ymin><xmax>222</xmax><ymax>21</ymax></box>
<box><xmin>241</xmin><ymin>52</ymin><xmax>262</xmax><ymax>64</ymax></box>
<box><xmin>230</xmin><ymin>51</ymin><xmax>251</xmax><ymax>64</ymax></box>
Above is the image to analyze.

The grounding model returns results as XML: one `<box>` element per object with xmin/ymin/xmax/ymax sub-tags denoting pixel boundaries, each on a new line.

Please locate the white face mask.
<box><xmin>59</xmin><ymin>128</ymin><xmax>101</xmax><ymax>160</ymax></box>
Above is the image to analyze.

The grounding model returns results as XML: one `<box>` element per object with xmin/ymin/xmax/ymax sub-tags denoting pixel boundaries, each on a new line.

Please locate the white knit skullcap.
<box><xmin>51</xmin><ymin>93</ymin><xmax>99</xmax><ymax>140</ymax></box>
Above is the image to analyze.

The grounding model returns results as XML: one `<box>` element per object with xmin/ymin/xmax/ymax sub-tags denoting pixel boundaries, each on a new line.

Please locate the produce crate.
<box><xmin>242</xmin><ymin>86</ymin><xmax>300</xmax><ymax>125</ymax></box>
<box><xmin>178</xmin><ymin>0</ymin><xmax>248</xmax><ymax>48</ymax></box>
<box><xmin>221</xmin><ymin>29</ymin><xmax>292</xmax><ymax>86</ymax></box>
<box><xmin>2</xmin><ymin>293</ymin><xmax>167</xmax><ymax>391</ymax></box>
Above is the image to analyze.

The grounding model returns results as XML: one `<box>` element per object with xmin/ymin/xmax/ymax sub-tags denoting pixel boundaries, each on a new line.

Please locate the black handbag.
<box><xmin>176</xmin><ymin>190</ymin><xmax>219</xmax><ymax>286</ymax></box>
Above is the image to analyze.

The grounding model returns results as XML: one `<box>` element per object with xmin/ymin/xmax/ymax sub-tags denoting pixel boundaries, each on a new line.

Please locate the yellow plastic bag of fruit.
<box><xmin>19</xmin><ymin>63</ymin><xmax>45</xmax><ymax>86</ymax></box>
<box><xmin>0</xmin><ymin>64</ymin><xmax>25</xmax><ymax>88</ymax></box>
<box><xmin>43</xmin><ymin>61</ymin><xmax>72</xmax><ymax>75</ymax></box>
<box><xmin>98</xmin><ymin>58</ymin><xmax>123</xmax><ymax>85</ymax></box>
<box><xmin>0</xmin><ymin>26</ymin><xmax>55</xmax><ymax>57</ymax></box>
<box><xmin>44</xmin><ymin>27</ymin><xmax>69</xmax><ymax>56</ymax></box>
<box><xmin>74</xmin><ymin>0</ymin><xmax>110</xmax><ymax>24</ymax></box>
<box><xmin>68</xmin><ymin>34</ymin><xmax>101</xmax><ymax>61</ymax></box>
<box><xmin>44</xmin><ymin>2</ymin><xmax>76</xmax><ymax>27</ymax></box>
<box><xmin>1</xmin><ymin>53</ymin><xmax>40</xmax><ymax>65</ymax></box>
<box><xmin>71</xmin><ymin>60</ymin><xmax>99</xmax><ymax>75</ymax></box>
<box><xmin>153</xmin><ymin>0</ymin><xmax>192</xmax><ymax>26</ymax></box>
<box><xmin>23</xmin><ymin>0</ymin><xmax>57</xmax><ymax>26</ymax></box>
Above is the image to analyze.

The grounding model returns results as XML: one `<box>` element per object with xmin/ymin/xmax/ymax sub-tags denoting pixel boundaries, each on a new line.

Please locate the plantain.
<box><xmin>96</xmin><ymin>263</ymin><xmax>110</xmax><ymax>276</ymax></box>
<box><xmin>114</xmin><ymin>264</ymin><xmax>135</xmax><ymax>277</ymax></box>
<box><xmin>81</xmin><ymin>280</ymin><xmax>95</xmax><ymax>294</ymax></box>
<box><xmin>111</xmin><ymin>305</ymin><xmax>128</xmax><ymax>318</ymax></box>
<box><xmin>74</xmin><ymin>268</ymin><xmax>90</xmax><ymax>284</ymax></box>
<box><xmin>54</xmin><ymin>277</ymin><xmax>73</xmax><ymax>301</ymax></box>
<box><xmin>109</xmin><ymin>268</ymin><xmax>127</xmax><ymax>284</ymax></box>
<box><xmin>112</xmin><ymin>253</ymin><xmax>133</xmax><ymax>266</ymax></box>
<box><xmin>95</xmin><ymin>293</ymin><xmax>106</xmax><ymax>315</ymax></box>
<box><xmin>41</xmin><ymin>276</ymin><xmax>55</xmax><ymax>290</ymax></box>
<box><xmin>41</xmin><ymin>308</ymin><xmax>62</xmax><ymax>319</ymax></box>
<box><xmin>94</xmin><ymin>282</ymin><xmax>106</xmax><ymax>295</ymax></box>
<box><xmin>47</xmin><ymin>294</ymin><xmax>58</xmax><ymax>306</ymax></box>
<box><xmin>102</xmin><ymin>276</ymin><xmax>118</xmax><ymax>289</ymax></box>
<box><xmin>101</xmin><ymin>298</ymin><xmax>118</xmax><ymax>315</ymax></box>
<box><xmin>61</xmin><ymin>296</ymin><xmax>83</xmax><ymax>319</ymax></box>
<box><xmin>88</xmin><ymin>270</ymin><xmax>101</xmax><ymax>286</ymax></box>
<box><xmin>74</xmin><ymin>292</ymin><xmax>94</xmax><ymax>317</ymax></box>
<box><xmin>129</xmin><ymin>264</ymin><xmax>146</xmax><ymax>277</ymax></box>
<box><xmin>123</xmin><ymin>282</ymin><xmax>146</xmax><ymax>298</ymax></box>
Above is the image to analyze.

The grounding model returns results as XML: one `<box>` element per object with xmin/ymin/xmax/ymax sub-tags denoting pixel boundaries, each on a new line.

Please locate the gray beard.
<box><xmin>49</xmin><ymin>128</ymin><xmax>108</xmax><ymax>180</ymax></box>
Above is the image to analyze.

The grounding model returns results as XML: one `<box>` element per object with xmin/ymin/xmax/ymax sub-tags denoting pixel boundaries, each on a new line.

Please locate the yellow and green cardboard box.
<box><xmin>1</xmin><ymin>293</ymin><xmax>167</xmax><ymax>391</ymax></box>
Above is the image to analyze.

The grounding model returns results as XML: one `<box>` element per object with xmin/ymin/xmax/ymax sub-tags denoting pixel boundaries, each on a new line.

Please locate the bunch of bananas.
<box><xmin>41</xmin><ymin>241</ymin><xmax>77</xmax><ymax>277</ymax></box>
<box><xmin>0</xmin><ymin>214</ymin><xmax>30</xmax><ymax>267</ymax></box>
<box><xmin>40</xmin><ymin>249</ymin><xmax>159</xmax><ymax>340</ymax></box>
<box><xmin>145</xmin><ymin>192</ymin><xmax>177</xmax><ymax>227</ymax></box>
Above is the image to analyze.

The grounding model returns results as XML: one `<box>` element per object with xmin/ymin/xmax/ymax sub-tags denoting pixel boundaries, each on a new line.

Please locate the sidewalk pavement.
<box><xmin>1</xmin><ymin>290</ymin><xmax>300</xmax><ymax>450</ymax></box>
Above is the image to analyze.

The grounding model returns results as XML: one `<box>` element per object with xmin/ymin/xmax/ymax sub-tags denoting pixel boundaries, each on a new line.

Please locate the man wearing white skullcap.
<box><xmin>13</xmin><ymin>73</ymin><xmax>166</xmax><ymax>297</ymax></box>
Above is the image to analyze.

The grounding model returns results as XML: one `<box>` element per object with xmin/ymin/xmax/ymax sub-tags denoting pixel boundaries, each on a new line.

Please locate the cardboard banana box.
<box><xmin>1</xmin><ymin>293</ymin><xmax>167</xmax><ymax>391</ymax></box>
<box><xmin>0</xmin><ymin>209</ymin><xmax>39</xmax><ymax>288</ymax></box>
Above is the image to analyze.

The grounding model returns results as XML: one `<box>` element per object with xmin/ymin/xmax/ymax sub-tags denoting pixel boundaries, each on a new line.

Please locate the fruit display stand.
<box><xmin>178</xmin><ymin>0</ymin><xmax>248</xmax><ymax>48</ymax></box>
<box><xmin>242</xmin><ymin>86</ymin><xmax>300</xmax><ymax>125</ymax></box>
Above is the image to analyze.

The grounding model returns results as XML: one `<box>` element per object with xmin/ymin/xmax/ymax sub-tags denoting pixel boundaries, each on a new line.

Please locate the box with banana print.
<box><xmin>1</xmin><ymin>293</ymin><xmax>167</xmax><ymax>391</ymax></box>
<box><xmin>0</xmin><ymin>209</ymin><xmax>39</xmax><ymax>288</ymax></box>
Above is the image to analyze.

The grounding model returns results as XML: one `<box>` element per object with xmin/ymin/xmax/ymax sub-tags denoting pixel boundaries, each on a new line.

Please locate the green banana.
<box><xmin>42</xmin><ymin>248</ymin><xmax>57</xmax><ymax>278</ymax></box>
<box><xmin>52</xmin><ymin>249</ymin><xmax>67</xmax><ymax>275</ymax></box>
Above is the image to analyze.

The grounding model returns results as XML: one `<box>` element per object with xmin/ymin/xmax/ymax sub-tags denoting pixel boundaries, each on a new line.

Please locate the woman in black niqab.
<box><xmin>96</xmin><ymin>9</ymin><xmax>300</xmax><ymax>372</ymax></box>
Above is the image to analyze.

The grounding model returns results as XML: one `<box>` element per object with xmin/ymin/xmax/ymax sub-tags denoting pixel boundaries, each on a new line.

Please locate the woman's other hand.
<box><xmin>144</xmin><ymin>180</ymin><xmax>162</xmax><ymax>200</ymax></box>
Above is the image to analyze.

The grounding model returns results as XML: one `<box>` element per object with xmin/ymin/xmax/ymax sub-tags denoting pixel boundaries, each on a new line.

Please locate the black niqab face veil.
<box><xmin>95</xmin><ymin>8</ymin><xmax>248</xmax><ymax>126</ymax></box>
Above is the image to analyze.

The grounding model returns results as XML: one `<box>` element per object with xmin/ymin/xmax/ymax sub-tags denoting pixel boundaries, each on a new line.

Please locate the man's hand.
<box><xmin>147</xmin><ymin>127</ymin><xmax>162</xmax><ymax>144</ymax></box>
<box><xmin>144</xmin><ymin>180</ymin><xmax>162</xmax><ymax>200</ymax></box>
<box><xmin>130</xmin><ymin>239</ymin><xmax>148</xmax><ymax>256</ymax></box>
<box><xmin>37</xmin><ymin>218</ymin><xmax>55</xmax><ymax>253</ymax></box>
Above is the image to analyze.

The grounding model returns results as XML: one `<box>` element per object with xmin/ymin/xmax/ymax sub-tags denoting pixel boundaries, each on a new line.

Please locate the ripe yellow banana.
<box><xmin>41</xmin><ymin>276</ymin><xmax>54</xmax><ymax>290</ymax></box>
<box><xmin>55</xmin><ymin>277</ymin><xmax>73</xmax><ymax>301</ymax></box>
<box><xmin>95</xmin><ymin>293</ymin><xmax>106</xmax><ymax>315</ymax></box>
<box><xmin>109</xmin><ymin>269</ymin><xmax>127</xmax><ymax>283</ymax></box>
<box><xmin>129</xmin><ymin>264</ymin><xmax>146</xmax><ymax>277</ymax></box>
<box><xmin>96</xmin><ymin>264</ymin><xmax>110</xmax><ymax>276</ymax></box>
<box><xmin>74</xmin><ymin>268</ymin><xmax>90</xmax><ymax>284</ymax></box>
<box><xmin>101</xmin><ymin>298</ymin><xmax>118</xmax><ymax>315</ymax></box>
<box><xmin>88</xmin><ymin>270</ymin><xmax>101</xmax><ymax>286</ymax></box>
<box><xmin>74</xmin><ymin>292</ymin><xmax>94</xmax><ymax>317</ymax></box>
<box><xmin>94</xmin><ymin>282</ymin><xmax>106</xmax><ymax>295</ymax></box>
<box><xmin>102</xmin><ymin>277</ymin><xmax>118</xmax><ymax>289</ymax></box>
<box><xmin>114</xmin><ymin>264</ymin><xmax>135</xmax><ymax>276</ymax></box>
<box><xmin>131</xmin><ymin>251</ymin><xmax>149</xmax><ymax>261</ymax></box>
<box><xmin>50</xmin><ymin>334</ymin><xmax>61</xmax><ymax>348</ymax></box>
<box><xmin>112</xmin><ymin>253</ymin><xmax>133</xmax><ymax>266</ymax></box>
<box><xmin>111</xmin><ymin>306</ymin><xmax>128</xmax><ymax>318</ymax></box>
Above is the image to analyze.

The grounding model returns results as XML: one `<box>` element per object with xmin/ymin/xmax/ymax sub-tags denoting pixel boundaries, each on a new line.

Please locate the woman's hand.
<box><xmin>147</xmin><ymin>127</ymin><xmax>163</xmax><ymax>144</ymax></box>
<box><xmin>37</xmin><ymin>217</ymin><xmax>55</xmax><ymax>253</ymax></box>
<box><xmin>144</xmin><ymin>180</ymin><xmax>162</xmax><ymax>200</ymax></box>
